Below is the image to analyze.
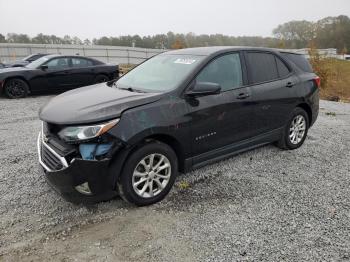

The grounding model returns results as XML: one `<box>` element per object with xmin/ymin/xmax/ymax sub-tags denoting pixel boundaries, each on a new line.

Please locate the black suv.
<box><xmin>38</xmin><ymin>47</ymin><xmax>319</xmax><ymax>206</ymax></box>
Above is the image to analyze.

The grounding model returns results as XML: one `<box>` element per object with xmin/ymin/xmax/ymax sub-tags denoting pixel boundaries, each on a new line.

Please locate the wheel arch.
<box><xmin>123</xmin><ymin>133</ymin><xmax>185</xmax><ymax>173</ymax></box>
<box><xmin>296</xmin><ymin>103</ymin><xmax>312</xmax><ymax>124</ymax></box>
<box><xmin>3</xmin><ymin>76</ymin><xmax>31</xmax><ymax>94</ymax></box>
<box><xmin>95</xmin><ymin>73</ymin><xmax>109</xmax><ymax>79</ymax></box>
<box><xmin>144</xmin><ymin>134</ymin><xmax>185</xmax><ymax>172</ymax></box>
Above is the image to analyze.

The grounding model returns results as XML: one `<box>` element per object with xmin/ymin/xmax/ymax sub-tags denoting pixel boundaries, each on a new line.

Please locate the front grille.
<box><xmin>41</xmin><ymin>144</ymin><xmax>64</xmax><ymax>171</ymax></box>
<box><xmin>38</xmin><ymin>130</ymin><xmax>68</xmax><ymax>172</ymax></box>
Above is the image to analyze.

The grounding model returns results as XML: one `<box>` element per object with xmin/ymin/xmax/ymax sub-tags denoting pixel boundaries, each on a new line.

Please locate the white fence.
<box><xmin>0</xmin><ymin>44</ymin><xmax>343</xmax><ymax>64</ymax></box>
<box><xmin>0</xmin><ymin>43</ymin><xmax>165</xmax><ymax>65</ymax></box>
<box><xmin>282</xmin><ymin>48</ymin><xmax>347</xmax><ymax>59</ymax></box>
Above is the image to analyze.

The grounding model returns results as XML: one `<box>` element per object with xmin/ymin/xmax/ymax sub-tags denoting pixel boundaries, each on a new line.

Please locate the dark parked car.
<box><xmin>37</xmin><ymin>47</ymin><xmax>319</xmax><ymax>206</ymax></box>
<box><xmin>0</xmin><ymin>55</ymin><xmax>119</xmax><ymax>98</ymax></box>
<box><xmin>3</xmin><ymin>53</ymin><xmax>49</xmax><ymax>68</ymax></box>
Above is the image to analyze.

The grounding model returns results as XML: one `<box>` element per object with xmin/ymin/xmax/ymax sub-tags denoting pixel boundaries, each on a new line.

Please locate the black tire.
<box><xmin>117</xmin><ymin>141</ymin><xmax>178</xmax><ymax>206</ymax></box>
<box><xmin>94</xmin><ymin>74</ymin><xmax>109</xmax><ymax>84</ymax></box>
<box><xmin>4</xmin><ymin>78</ymin><xmax>29</xmax><ymax>99</ymax></box>
<box><xmin>276</xmin><ymin>107</ymin><xmax>309</xmax><ymax>150</ymax></box>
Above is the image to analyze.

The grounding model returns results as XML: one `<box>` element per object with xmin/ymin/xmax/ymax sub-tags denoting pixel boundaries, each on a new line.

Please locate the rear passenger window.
<box><xmin>246</xmin><ymin>52</ymin><xmax>278</xmax><ymax>84</ymax></box>
<box><xmin>196</xmin><ymin>53</ymin><xmax>243</xmax><ymax>91</ymax></box>
<box><xmin>72</xmin><ymin>58</ymin><xmax>93</xmax><ymax>68</ymax></box>
<box><xmin>275</xmin><ymin>57</ymin><xmax>290</xmax><ymax>78</ymax></box>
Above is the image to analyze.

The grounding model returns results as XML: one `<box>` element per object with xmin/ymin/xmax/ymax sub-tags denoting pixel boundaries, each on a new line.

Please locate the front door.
<box><xmin>44</xmin><ymin>57</ymin><xmax>74</xmax><ymax>91</ymax></box>
<box><xmin>186</xmin><ymin>53</ymin><xmax>253</xmax><ymax>161</ymax></box>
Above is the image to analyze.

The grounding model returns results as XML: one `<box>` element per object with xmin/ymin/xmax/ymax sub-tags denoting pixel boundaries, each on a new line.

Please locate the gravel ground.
<box><xmin>0</xmin><ymin>96</ymin><xmax>349</xmax><ymax>261</ymax></box>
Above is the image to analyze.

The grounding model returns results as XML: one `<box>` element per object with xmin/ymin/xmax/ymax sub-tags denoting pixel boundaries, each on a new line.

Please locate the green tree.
<box><xmin>83</xmin><ymin>39</ymin><xmax>91</xmax><ymax>45</ymax></box>
<box><xmin>273</xmin><ymin>20</ymin><xmax>316</xmax><ymax>48</ymax></box>
<box><xmin>7</xmin><ymin>33</ymin><xmax>31</xmax><ymax>43</ymax></box>
<box><xmin>0</xmin><ymin>34</ymin><xmax>6</xmax><ymax>43</ymax></box>
<box><xmin>315</xmin><ymin>15</ymin><xmax>350</xmax><ymax>52</ymax></box>
<box><xmin>71</xmin><ymin>36</ymin><xmax>82</xmax><ymax>45</ymax></box>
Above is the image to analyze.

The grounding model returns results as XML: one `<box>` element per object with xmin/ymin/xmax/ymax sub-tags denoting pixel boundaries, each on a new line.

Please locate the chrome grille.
<box><xmin>41</xmin><ymin>143</ymin><xmax>64</xmax><ymax>171</ymax></box>
<box><xmin>37</xmin><ymin>131</ymin><xmax>68</xmax><ymax>172</ymax></box>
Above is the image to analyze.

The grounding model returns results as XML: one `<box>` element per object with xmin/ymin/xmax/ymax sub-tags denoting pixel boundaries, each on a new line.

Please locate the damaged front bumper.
<box><xmin>37</xmin><ymin>131</ymin><xmax>119</xmax><ymax>204</ymax></box>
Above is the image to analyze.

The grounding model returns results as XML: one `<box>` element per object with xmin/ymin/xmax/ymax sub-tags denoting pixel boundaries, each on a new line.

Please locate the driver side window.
<box><xmin>45</xmin><ymin>58</ymin><xmax>69</xmax><ymax>70</ymax></box>
<box><xmin>196</xmin><ymin>53</ymin><xmax>243</xmax><ymax>91</ymax></box>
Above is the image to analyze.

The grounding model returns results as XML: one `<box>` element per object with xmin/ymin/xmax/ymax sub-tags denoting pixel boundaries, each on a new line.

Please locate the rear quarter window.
<box><xmin>275</xmin><ymin>57</ymin><xmax>290</xmax><ymax>78</ymax></box>
<box><xmin>281</xmin><ymin>53</ymin><xmax>313</xmax><ymax>73</ymax></box>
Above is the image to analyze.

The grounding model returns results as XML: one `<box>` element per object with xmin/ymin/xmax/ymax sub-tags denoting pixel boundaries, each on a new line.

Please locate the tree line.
<box><xmin>0</xmin><ymin>32</ymin><xmax>282</xmax><ymax>49</ymax></box>
<box><xmin>0</xmin><ymin>15</ymin><xmax>349</xmax><ymax>53</ymax></box>
<box><xmin>273</xmin><ymin>15</ymin><xmax>350</xmax><ymax>53</ymax></box>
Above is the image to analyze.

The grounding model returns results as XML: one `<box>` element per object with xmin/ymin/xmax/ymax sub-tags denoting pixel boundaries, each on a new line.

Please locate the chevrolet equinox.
<box><xmin>37</xmin><ymin>47</ymin><xmax>319</xmax><ymax>206</ymax></box>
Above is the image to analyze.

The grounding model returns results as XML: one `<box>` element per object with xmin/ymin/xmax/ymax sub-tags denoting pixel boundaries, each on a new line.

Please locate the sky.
<box><xmin>0</xmin><ymin>0</ymin><xmax>349</xmax><ymax>39</ymax></box>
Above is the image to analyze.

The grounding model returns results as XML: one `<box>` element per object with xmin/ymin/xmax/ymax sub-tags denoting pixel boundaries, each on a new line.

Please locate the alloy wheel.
<box><xmin>132</xmin><ymin>153</ymin><xmax>171</xmax><ymax>198</ymax></box>
<box><xmin>289</xmin><ymin>115</ymin><xmax>306</xmax><ymax>145</ymax></box>
<box><xmin>7</xmin><ymin>80</ymin><xmax>26</xmax><ymax>98</ymax></box>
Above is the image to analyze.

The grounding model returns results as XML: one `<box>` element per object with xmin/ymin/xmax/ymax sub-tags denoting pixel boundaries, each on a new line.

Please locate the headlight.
<box><xmin>58</xmin><ymin>119</ymin><xmax>119</xmax><ymax>143</ymax></box>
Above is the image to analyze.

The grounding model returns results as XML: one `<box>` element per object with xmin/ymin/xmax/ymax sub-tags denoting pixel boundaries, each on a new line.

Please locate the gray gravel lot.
<box><xmin>0</xmin><ymin>96</ymin><xmax>349</xmax><ymax>261</ymax></box>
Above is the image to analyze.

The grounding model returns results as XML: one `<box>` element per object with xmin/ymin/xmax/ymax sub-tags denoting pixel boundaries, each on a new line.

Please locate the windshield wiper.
<box><xmin>117</xmin><ymin>86</ymin><xmax>146</xmax><ymax>93</ymax></box>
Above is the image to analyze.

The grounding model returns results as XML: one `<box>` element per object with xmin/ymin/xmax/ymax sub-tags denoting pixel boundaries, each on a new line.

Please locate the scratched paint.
<box><xmin>218</xmin><ymin>111</ymin><xmax>226</xmax><ymax>121</ymax></box>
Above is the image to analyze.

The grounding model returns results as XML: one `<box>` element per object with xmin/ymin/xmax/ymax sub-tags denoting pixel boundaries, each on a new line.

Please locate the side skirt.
<box><xmin>184</xmin><ymin>128</ymin><xmax>283</xmax><ymax>172</ymax></box>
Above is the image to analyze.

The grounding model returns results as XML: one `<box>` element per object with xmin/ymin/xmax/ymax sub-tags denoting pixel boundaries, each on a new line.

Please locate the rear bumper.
<box><xmin>37</xmin><ymin>132</ymin><xmax>118</xmax><ymax>204</ymax></box>
<box><xmin>309</xmin><ymin>89</ymin><xmax>319</xmax><ymax>127</ymax></box>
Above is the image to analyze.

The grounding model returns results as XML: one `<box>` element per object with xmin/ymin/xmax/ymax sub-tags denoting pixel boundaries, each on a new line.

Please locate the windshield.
<box><xmin>116</xmin><ymin>54</ymin><xmax>204</xmax><ymax>92</ymax></box>
<box><xmin>22</xmin><ymin>54</ymin><xmax>35</xmax><ymax>61</ymax></box>
<box><xmin>26</xmin><ymin>56</ymin><xmax>49</xmax><ymax>69</ymax></box>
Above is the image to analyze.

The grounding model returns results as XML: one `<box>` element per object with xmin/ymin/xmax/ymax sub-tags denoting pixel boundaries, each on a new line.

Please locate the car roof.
<box><xmin>42</xmin><ymin>54</ymin><xmax>93</xmax><ymax>59</ymax></box>
<box><xmin>163</xmin><ymin>46</ymin><xmax>301</xmax><ymax>56</ymax></box>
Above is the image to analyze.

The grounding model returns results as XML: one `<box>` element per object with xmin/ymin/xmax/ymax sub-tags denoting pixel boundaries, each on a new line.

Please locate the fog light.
<box><xmin>75</xmin><ymin>182</ymin><xmax>92</xmax><ymax>195</ymax></box>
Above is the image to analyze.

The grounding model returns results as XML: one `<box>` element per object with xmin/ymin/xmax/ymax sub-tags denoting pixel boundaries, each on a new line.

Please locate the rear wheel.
<box><xmin>276</xmin><ymin>107</ymin><xmax>309</xmax><ymax>150</ymax></box>
<box><xmin>117</xmin><ymin>141</ymin><xmax>178</xmax><ymax>206</ymax></box>
<box><xmin>4</xmin><ymin>78</ymin><xmax>29</xmax><ymax>99</ymax></box>
<box><xmin>94</xmin><ymin>74</ymin><xmax>109</xmax><ymax>84</ymax></box>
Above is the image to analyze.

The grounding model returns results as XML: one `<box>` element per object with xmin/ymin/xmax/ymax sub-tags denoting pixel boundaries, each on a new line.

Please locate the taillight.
<box><xmin>314</xmin><ymin>76</ymin><xmax>321</xmax><ymax>88</ymax></box>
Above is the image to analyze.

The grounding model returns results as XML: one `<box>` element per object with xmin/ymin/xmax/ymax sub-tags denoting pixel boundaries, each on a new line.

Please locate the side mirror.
<box><xmin>40</xmin><ymin>65</ymin><xmax>48</xmax><ymax>71</ymax></box>
<box><xmin>186</xmin><ymin>82</ymin><xmax>221</xmax><ymax>97</ymax></box>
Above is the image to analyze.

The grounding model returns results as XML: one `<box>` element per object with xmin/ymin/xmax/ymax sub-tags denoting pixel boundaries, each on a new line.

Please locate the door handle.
<box><xmin>286</xmin><ymin>82</ymin><xmax>294</xmax><ymax>88</ymax></box>
<box><xmin>236</xmin><ymin>93</ymin><xmax>250</xmax><ymax>100</ymax></box>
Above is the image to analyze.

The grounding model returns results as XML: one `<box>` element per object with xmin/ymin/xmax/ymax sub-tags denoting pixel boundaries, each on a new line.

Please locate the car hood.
<box><xmin>6</xmin><ymin>60</ymin><xmax>28</xmax><ymax>66</ymax></box>
<box><xmin>39</xmin><ymin>83</ymin><xmax>163</xmax><ymax>125</ymax></box>
<box><xmin>13</xmin><ymin>62</ymin><xmax>28</xmax><ymax>67</ymax></box>
<box><xmin>0</xmin><ymin>66</ymin><xmax>31</xmax><ymax>73</ymax></box>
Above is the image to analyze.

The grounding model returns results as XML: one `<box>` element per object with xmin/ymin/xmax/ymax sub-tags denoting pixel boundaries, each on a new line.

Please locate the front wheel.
<box><xmin>117</xmin><ymin>141</ymin><xmax>178</xmax><ymax>206</ymax></box>
<box><xmin>276</xmin><ymin>107</ymin><xmax>309</xmax><ymax>150</ymax></box>
<box><xmin>4</xmin><ymin>78</ymin><xmax>29</xmax><ymax>99</ymax></box>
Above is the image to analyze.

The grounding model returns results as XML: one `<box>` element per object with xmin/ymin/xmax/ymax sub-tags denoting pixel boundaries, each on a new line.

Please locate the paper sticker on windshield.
<box><xmin>174</xmin><ymin>58</ymin><xmax>196</xmax><ymax>65</ymax></box>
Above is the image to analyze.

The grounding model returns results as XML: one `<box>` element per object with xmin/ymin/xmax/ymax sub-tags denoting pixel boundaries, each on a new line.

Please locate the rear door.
<box><xmin>70</xmin><ymin>57</ymin><xmax>96</xmax><ymax>87</ymax></box>
<box><xmin>187</xmin><ymin>52</ymin><xmax>254</xmax><ymax>160</ymax></box>
<box><xmin>244</xmin><ymin>51</ymin><xmax>297</xmax><ymax>135</ymax></box>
